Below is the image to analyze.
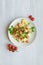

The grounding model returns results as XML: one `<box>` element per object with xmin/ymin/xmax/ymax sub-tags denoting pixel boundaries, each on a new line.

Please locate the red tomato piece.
<box><xmin>14</xmin><ymin>46</ymin><xmax>18</xmax><ymax>51</ymax></box>
<box><xmin>14</xmin><ymin>31</ymin><xmax>16</xmax><ymax>34</ymax></box>
<box><xmin>7</xmin><ymin>44</ymin><xmax>18</xmax><ymax>52</ymax></box>
<box><xmin>22</xmin><ymin>29</ymin><xmax>24</xmax><ymax>33</ymax></box>
<box><xmin>12</xmin><ymin>49</ymin><xmax>15</xmax><ymax>52</ymax></box>
<box><xmin>12</xmin><ymin>46</ymin><xmax>15</xmax><ymax>49</ymax></box>
<box><xmin>26</xmin><ymin>40</ymin><xmax>29</xmax><ymax>43</ymax></box>
<box><xmin>8</xmin><ymin>44</ymin><xmax>12</xmax><ymax>48</ymax></box>
<box><xmin>20</xmin><ymin>37</ymin><xmax>23</xmax><ymax>40</ymax></box>
<box><xmin>31</xmin><ymin>17</ymin><xmax>35</xmax><ymax>21</ymax></box>
<box><xmin>26</xmin><ymin>27</ymin><xmax>29</xmax><ymax>30</ymax></box>
<box><xmin>12</xmin><ymin>46</ymin><xmax>18</xmax><ymax>52</ymax></box>
<box><xmin>29</xmin><ymin>15</ymin><xmax>32</xmax><ymax>19</ymax></box>
<box><xmin>15</xmin><ymin>35</ymin><xmax>18</xmax><ymax>38</ymax></box>
<box><xmin>17</xmin><ymin>23</ymin><xmax>21</xmax><ymax>27</ymax></box>
<box><xmin>8</xmin><ymin>44</ymin><xmax>12</xmax><ymax>51</ymax></box>
<box><xmin>29</xmin><ymin>15</ymin><xmax>35</xmax><ymax>21</ymax></box>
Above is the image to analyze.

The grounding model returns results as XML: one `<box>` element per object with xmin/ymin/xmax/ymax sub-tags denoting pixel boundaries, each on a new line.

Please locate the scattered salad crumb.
<box><xmin>29</xmin><ymin>15</ymin><xmax>35</xmax><ymax>21</ymax></box>
<box><xmin>7</xmin><ymin>44</ymin><xmax>18</xmax><ymax>52</ymax></box>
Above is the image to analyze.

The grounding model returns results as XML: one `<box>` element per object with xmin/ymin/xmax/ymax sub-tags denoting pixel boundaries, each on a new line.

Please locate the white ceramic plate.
<box><xmin>8</xmin><ymin>18</ymin><xmax>37</xmax><ymax>48</ymax></box>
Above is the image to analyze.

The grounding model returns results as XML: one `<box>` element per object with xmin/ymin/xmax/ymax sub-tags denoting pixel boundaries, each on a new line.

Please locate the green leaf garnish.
<box><xmin>8</xmin><ymin>26</ymin><xmax>14</xmax><ymax>35</ymax></box>
<box><xmin>30</xmin><ymin>26</ymin><xmax>35</xmax><ymax>32</ymax></box>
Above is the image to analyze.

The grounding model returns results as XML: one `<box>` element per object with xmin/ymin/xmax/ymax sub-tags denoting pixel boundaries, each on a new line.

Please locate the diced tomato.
<box><xmin>15</xmin><ymin>35</ymin><xmax>18</xmax><ymax>38</ymax></box>
<box><xmin>14</xmin><ymin>46</ymin><xmax>18</xmax><ymax>51</ymax></box>
<box><xmin>22</xmin><ymin>29</ymin><xmax>24</xmax><ymax>33</ymax></box>
<box><xmin>29</xmin><ymin>15</ymin><xmax>35</xmax><ymax>21</ymax></box>
<box><xmin>15</xmin><ymin>34</ymin><xmax>18</xmax><ymax>38</ymax></box>
<box><xmin>7</xmin><ymin>44</ymin><xmax>18</xmax><ymax>52</ymax></box>
<box><xmin>12</xmin><ymin>49</ymin><xmax>15</xmax><ymax>52</ymax></box>
<box><xmin>20</xmin><ymin>36</ymin><xmax>23</xmax><ymax>40</ymax></box>
<box><xmin>26</xmin><ymin>40</ymin><xmax>29</xmax><ymax>43</ymax></box>
<box><xmin>12</xmin><ymin>46</ymin><xmax>18</xmax><ymax>52</ymax></box>
<box><xmin>8</xmin><ymin>44</ymin><xmax>12</xmax><ymax>51</ymax></box>
<box><xmin>8</xmin><ymin>47</ymin><xmax>12</xmax><ymax>51</ymax></box>
<box><xmin>8</xmin><ymin>44</ymin><xmax>12</xmax><ymax>48</ymax></box>
<box><xmin>31</xmin><ymin>17</ymin><xmax>35</xmax><ymax>21</ymax></box>
<box><xmin>11</xmin><ymin>46</ymin><xmax>15</xmax><ymax>52</ymax></box>
<box><xmin>14</xmin><ymin>31</ymin><xmax>16</xmax><ymax>34</ymax></box>
<box><xmin>26</xmin><ymin>27</ymin><xmax>30</xmax><ymax>32</ymax></box>
<box><xmin>29</xmin><ymin>15</ymin><xmax>32</xmax><ymax>19</ymax></box>
<box><xmin>11</xmin><ymin>45</ymin><xmax>15</xmax><ymax>50</ymax></box>
<box><xmin>17</xmin><ymin>23</ymin><xmax>21</xmax><ymax>27</ymax></box>
<box><xmin>26</xmin><ymin>27</ymin><xmax>29</xmax><ymax>30</ymax></box>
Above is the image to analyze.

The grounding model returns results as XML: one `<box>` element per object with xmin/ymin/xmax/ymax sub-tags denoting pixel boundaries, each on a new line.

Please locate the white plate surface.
<box><xmin>8</xmin><ymin>18</ymin><xmax>37</xmax><ymax>48</ymax></box>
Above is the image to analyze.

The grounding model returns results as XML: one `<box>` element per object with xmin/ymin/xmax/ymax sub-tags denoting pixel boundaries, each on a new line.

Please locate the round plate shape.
<box><xmin>8</xmin><ymin>18</ymin><xmax>37</xmax><ymax>48</ymax></box>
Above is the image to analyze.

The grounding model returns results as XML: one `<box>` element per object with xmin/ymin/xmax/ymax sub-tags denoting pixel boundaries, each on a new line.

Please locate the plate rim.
<box><xmin>8</xmin><ymin>17</ymin><xmax>37</xmax><ymax>47</ymax></box>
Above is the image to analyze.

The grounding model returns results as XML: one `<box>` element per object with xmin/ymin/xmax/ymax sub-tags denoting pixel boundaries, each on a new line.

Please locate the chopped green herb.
<box><xmin>28</xmin><ymin>22</ymin><xmax>30</xmax><ymax>25</ymax></box>
<box><xmin>20</xmin><ymin>27</ymin><xmax>24</xmax><ymax>30</ymax></box>
<box><xmin>30</xmin><ymin>26</ymin><xmax>35</xmax><ymax>32</ymax></box>
<box><xmin>22</xmin><ymin>41</ymin><xmax>24</xmax><ymax>43</ymax></box>
<box><xmin>24</xmin><ymin>35</ymin><xmax>27</xmax><ymax>38</ymax></box>
<box><xmin>25</xmin><ymin>32</ymin><xmax>29</xmax><ymax>34</ymax></box>
<box><xmin>22</xmin><ymin>34</ymin><xmax>27</xmax><ymax>38</ymax></box>
<box><xmin>16</xmin><ymin>39</ymin><xmax>19</xmax><ymax>41</ymax></box>
<box><xmin>8</xmin><ymin>26</ymin><xmax>14</xmax><ymax>35</ymax></box>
